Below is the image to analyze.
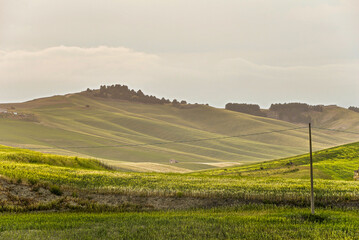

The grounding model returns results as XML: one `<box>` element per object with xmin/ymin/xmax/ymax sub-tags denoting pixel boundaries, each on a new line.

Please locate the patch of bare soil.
<box><xmin>1</xmin><ymin>177</ymin><xmax>358</xmax><ymax>212</ymax></box>
<box><xmin>0</xmin><ymin>177</ymin><xmax>245</xmax><ymax>212</ymax></box>
<box><xmin>0</xmin><ymin>178</ymin><xmax>59</xmax><ymax>207</ymax></box>
<box><xmin>86</xmin><ymin>192</ymin><xmax>244</xmax><ymax>210</ymax></box>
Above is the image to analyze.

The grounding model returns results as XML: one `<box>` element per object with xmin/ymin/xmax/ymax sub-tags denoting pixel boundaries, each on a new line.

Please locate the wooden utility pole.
<box><xmin>309</xmin><ymin>123</ymin><xmax>315</xmax><ymax>214</ymax></box>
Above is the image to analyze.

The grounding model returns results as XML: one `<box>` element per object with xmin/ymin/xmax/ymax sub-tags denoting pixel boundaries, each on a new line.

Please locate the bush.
<box><xmin>50</xmin><ymin>185</ymin><xmax>63</xmax><ymax>196</ymax></box>
<box><xmin>176</xmin><ymin>192</ymin><xmax>183</xmax><ymax>198</ymax></box>
<box><xmin>28</xmin><ymin>178</ymin><xmax>38</xmax><ymax>186</ymax></box>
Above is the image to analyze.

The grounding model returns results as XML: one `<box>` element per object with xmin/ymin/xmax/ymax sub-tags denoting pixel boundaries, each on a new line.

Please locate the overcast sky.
<box><xmin>0</xmin><ymin>0</ymin><xmax>358</xmax><ymax>108</ymax></box>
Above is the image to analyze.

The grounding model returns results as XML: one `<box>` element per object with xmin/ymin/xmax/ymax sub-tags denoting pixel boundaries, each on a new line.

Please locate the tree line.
<box><xmin>84</xmin><ymin>85</ymin><xmax>189</xmax><ymax>106</ymax></box>
<box><xmin>226</xmin><ymin>102</ymin><xmax>324</xmax><ymax>123</ymax></box>
<box><xmin>348</xmin><ymin>106</ymin><xmax>359</xmax><ymax>113</ymax></box>
<box><xmin>225</xmin><ymin>103</ymin><xmax>266</xmax><ymax>117</ymax></box>
<box><xmin>269</xmin><ymin>103</ymin><xmax>323</xmax><ymax>123</ymax></box>
<box><xmin>269</xmin><ymin>103</ymin><xmax>323</xmax><ymax>113</ymax></box>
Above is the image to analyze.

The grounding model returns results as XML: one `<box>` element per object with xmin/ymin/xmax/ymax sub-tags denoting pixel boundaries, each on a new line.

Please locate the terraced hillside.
<box><xmin>0</xmin><ymin>93</ymin><xmax>358</xmax><ymax>171</ymax></box>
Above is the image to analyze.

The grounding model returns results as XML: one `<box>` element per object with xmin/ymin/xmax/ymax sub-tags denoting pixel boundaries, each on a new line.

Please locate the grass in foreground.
<box><xmin>0</xmin><ymin>205</ymin><xmax>358</xmax><ymax>240</ymax></box>
<box><xmin>0</xmin><ymin>145</ymin><xmax>358</xmax><ymax>208</ymax></box>
<box><xmin>1</xmin><ymin>155</ymin><xmax>358</xmax><ymax>207</ymax></box>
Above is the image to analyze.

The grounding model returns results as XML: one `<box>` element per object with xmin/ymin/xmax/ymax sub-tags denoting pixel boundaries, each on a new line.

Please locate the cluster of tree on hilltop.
<box><xmin>225</xmin><ymin>102</ymin><xmax>324</xmax><ymax>123</ymax></box>
<box><xmin>85</xmin><ymin>84</ymin><xmax>188</xmax><ymax>105</ymax></box>
<box><xmin>269</xmin><ymin>103</ymin><xmax>323</xmax><ymax>112</ymax></box>
<box><xmin>225</xmin><ymin>103</ymin><xmax>266</xmax><ymax>117</ymax></box>
<box><xmin>269</xmin><ymin>103</ymin><xmax>323</xmax><ymax>123</ymax></box>
<box><xmin>348</xmin><ymin>106</ymin><xmax>359</xmax><ymax>113</ymax></box>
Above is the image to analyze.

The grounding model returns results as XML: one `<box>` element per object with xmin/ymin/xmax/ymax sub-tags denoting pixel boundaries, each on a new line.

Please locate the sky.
<box><xmin>0</xmin><ymin>0</ymin><xmax>358</xmax><ymax>108</ymax></box>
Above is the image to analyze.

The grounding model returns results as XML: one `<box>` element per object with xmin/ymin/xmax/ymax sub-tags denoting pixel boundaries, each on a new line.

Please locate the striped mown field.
<box><xmin>1</xmin><ymin>93</ymin><xmax>358</xmax><ymax>171</ymax></box>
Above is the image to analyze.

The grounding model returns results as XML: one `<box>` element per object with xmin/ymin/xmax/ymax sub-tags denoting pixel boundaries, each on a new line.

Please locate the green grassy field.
<box><xmin>0</xmin><ymin>146</ymin><xmax>108</xmax><ymax>170</ymax></box>
<box><xmin>1</xmin><ymin>94</ymin><xmax>358</xmax><ymax>171</ymax></box>
<box><xmin>0</xmin><ymin>143</ymin><xmax>358</xmax><ymax>208</ymax></box>
<box><xmin>0</xmin><ymin>205</ymin><xmax>358</xmax><ymax>240</ymax></box>
<box><xmin>0</xmin><ymin>142</ymin><xmax>358</xmax><ymax>239</ymax></box>
<box><xmin>200</xmin><ymin>141</ymin><xmax>359</xmax><ymax>181</ymax></box>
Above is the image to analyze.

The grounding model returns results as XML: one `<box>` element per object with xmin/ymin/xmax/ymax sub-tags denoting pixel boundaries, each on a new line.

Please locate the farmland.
<box><xmin>0</xmin><ymin>143</ymin><xmax>358</xmax><ymax>210</ymax></box>
<box><xmin>0</xmin><ymin>141</ymin><xmax>358</xmax><ymax>239</ymax></box>
<box><xmin>1</xmin><ymin>93</ymin><xmax>359</xmax><ymax>171</ymax></box>
<box><xmin>2</xmin><ymin>1</ymin><xmax>358</xmax><ymax>238</ymax></box>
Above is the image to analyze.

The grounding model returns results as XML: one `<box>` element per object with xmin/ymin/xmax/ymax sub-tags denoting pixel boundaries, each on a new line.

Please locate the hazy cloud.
<box><xmin>0</xmin><ymin>0</ymin><xmax>358</xmax><ymax>107</ymax></box>
<box><xmin>0</xmin><ymin>46</ymin><xmax>358</xmax><ymax>107</ymax></box>
<box><xmin>1</xmin><ymin>1</ymin><xmax>358</xmax><ymax>64</ymax></box>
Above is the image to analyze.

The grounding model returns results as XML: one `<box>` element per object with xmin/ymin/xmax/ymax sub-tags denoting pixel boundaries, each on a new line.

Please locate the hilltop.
<box><xmin>0</xmin><ymin>85</ymin><xmax>358</xmax><ymax>171</ymax></box>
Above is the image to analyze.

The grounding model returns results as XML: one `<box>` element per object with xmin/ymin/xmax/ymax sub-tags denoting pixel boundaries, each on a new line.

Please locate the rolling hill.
<box><xmin>199</xmin><ymin>141</ymin><xmax>359</xmax><ymax>181</ymax></box>
<box><xmin>0</xmin><ymin>90</ymin><xmax>358</xmax><ymax>171</ymax></box>
<box><xmin>0</xmin><ymin>142</ymin><xmax>357</xmax><ymax>211</ymax></box>
<box><xmin>0</xmin><ymin>142</ymin><xmax>358</xmax><ymax>239</ymax></box>
<box><xmin>266</xmin><ymin>104</ymin><xmax>359</xmax><ymax>130</ymax></box>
